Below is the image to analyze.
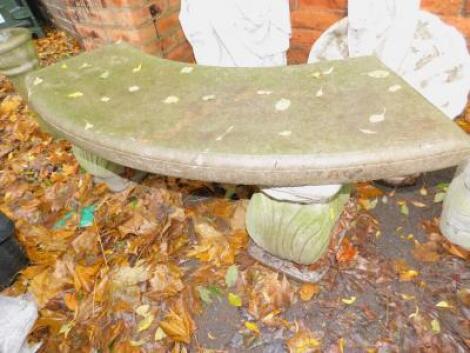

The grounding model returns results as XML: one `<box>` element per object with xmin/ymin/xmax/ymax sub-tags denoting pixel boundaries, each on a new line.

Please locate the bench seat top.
<box><xmin>25</xmin><ymin>44</ymin><xmax>470</xmax><ymax>186</ymax></box>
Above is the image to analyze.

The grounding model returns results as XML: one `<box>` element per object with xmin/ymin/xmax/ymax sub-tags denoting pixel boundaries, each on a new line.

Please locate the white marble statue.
<box><xmin>309</xmin><ymin>0</ymin><xmax>470</xmax><ymax>120</ymax></box>
<box><xmin>179</xmin><ymin>0</ymin><xmax>291</xmax><ymax>67</ymax></box>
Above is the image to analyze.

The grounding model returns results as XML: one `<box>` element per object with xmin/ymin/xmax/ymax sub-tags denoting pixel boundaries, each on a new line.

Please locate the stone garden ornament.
<box><xmin>179</xmin><ymin>0</ymin><xmax>291</xmax><ymax>67</ymax></box>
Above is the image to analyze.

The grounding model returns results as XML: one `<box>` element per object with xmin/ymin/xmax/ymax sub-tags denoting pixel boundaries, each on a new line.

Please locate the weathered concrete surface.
<box><xmin>25</xmin><ymin>43</ymin><xmax>470</xmax><ymax>186</ymax></box>
<box><xmin>0</xmin><ymin>28</ymin><xmax>39</xmax><ymax>97</ymax></box>
<box><xmin>440</xmin><ymin>160</ymin><xmax>470</xmax><ymax>249</ymax></box>
<box><xmin>246</xmin><ymin>187</ymin><xmax>350</xmax><ymax>264</ymax></box>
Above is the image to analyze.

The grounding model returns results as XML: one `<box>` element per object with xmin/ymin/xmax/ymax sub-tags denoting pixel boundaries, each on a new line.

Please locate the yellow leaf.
<box><xmin>68</xmin><ymin>92</ymin><xmax>83</xmax><ymax>98</ymax></box>
<box><xmin>287</xmin><ymin>330</ymin><xmax>321</xmax><ymax>353</ymax></box>
<box><xmin>136</xmin><ymin>304</ymin><xmax>150</xmax><ymax>317</ymax></box>
<box><xmin>431</xmin><ymin>319</ymin><xmax>441</xmax><ymax>334</ymax></box>
<box><xmin>409</xmin><ymin>306</ymin><xmax>419</xmax><ymax>319</ymax></box>
<box><xmin>130</xmin><ymin>339</ymin><xmax>146</xmax><ymax>346</ymax></box>
<box><xmin>137</xmin><ymin>313</ymin><xmax>154</xmax><ymax>332</ymax></box>
<box><xmin>244</xmin><ymin>321</ymin><xmax>260</xmax><ymax>335</ymax></box>
<box><xmin>132</xmin><ymin>63</ymin><xmax>142</xmax><ymax>73</ymax></box>
<box><xmin>436</xmin><ymin>301</ymin><xmax>451</xmax><ymax>308</ymax></box>
<box><xmin>155</xmin><ymin>326</ymin><xmax>167</xmax><ymax>341</ymax></box>
<box><xmin>399</xmin><ymin>293</ymin><xmax>415</xmax><ymax>301</ymax></box>
<box><xmin>0</xmin><ymin>96</ymin><xmax>21</xmax><ymax>114</ymax></box>
<box><xmin>342</xmin><ymin>296</ymin><xmax>357</xmax><ymax>305</ymax></box>
<box><xmin>228</xmin><ymin>292</ymin><xmax>242</xmax><ymax>307</ymax></box>
<box><xmin>299</xmin><ymin>283</ymin><xmax>320</xmax><ymax>301</ymax></box>
<box><xmin>338</xmin><ymin>337</ymin><xmax>345</xmax><ymax>353</ymax></box>
<box><xmin>400</xmin><ymin>270</ymin><xmax>419</xmax><ymax>281</ymax></box>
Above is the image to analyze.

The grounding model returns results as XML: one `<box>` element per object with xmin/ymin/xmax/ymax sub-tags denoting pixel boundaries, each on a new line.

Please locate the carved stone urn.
<box><xmin>0</xmin><ymin>27</ymin><xmax>39</xmax><ymax>96</ymax></box>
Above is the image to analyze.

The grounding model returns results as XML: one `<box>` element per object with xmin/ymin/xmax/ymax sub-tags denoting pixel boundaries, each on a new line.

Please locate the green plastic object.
<box><xmin>0</xmin><ymin>27</ymin><xmax>39</xmax><ymax>96</ymax></box>
<box><xmin>0</xmin><ymin>0</ymin><xmax>43</xmax><ymax>37</ymax></box>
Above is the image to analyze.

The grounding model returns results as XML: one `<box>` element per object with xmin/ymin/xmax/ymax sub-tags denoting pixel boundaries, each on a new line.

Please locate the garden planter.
<box><xmin>0</xmin><ymin>27</ymin><xmax>39</xmax><ymax>96</ymax></box>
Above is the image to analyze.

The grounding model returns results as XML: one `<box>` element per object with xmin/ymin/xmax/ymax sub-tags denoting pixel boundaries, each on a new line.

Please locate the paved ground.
<box><xmin>193</xmin><ymin>169</ymin><xmax>470</xmax><ymax>352</ymax></box>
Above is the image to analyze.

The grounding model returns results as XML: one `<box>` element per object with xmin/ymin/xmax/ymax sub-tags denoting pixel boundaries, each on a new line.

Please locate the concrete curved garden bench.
<box><xmin>24</xmin><ymin>43</ymin><xmax>470</xmax><ymax>186</ymax></box>
<box><xmin>5</xmin><ymin>37</ymin><xmax>470</xmax><ymax>280</ymax></box>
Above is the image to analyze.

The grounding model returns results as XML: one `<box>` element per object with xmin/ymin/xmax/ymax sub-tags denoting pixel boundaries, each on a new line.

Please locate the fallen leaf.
<box><xmin>155</xmin><ymin>326</ymin><xmax>167</xmax><ymax>341</ymax></box>
<box><xmin>163</xmin><ymin>96</ymin><xmax>179</xmax><ymax>104</ymax></box>
<box><xmin>336</xmin><ymin>238</ymin><xmax>358</xmax><ymax>263</ymax></box>
<box><xmin>180</xmin><ymin>66</ymin><xmax>194</xmax><ymax>74</ymax></box>
<box><xmin>369</xmin><ymin>109</ymin><xmax>386</xmax><ymax>123</ymax></box>
<box><xmin>228</xmin><ymin>292</ymin><xmax>242</xmax><ymax>307</ymax></box>
<box><xmin>398</xmin><ymin>201</ymin><xmax>409</xmax><ymax>216</ymax></box>
<box><xmin>342</xmin><ymin>296</ymin><xmax>357</xmax><ymax>305</ymax></box>
<box><xmin>299</xmin><ymin>283</ymin><xmax>320</xmax><ymax>301</ymax></box>
<box><xmin>33</xmin><ymin>77</ymin><xmax>43</xmax><ymax>86</ymax></box>
<box><xmin>68</xmin><ymin>92</ymin><xmax>83</xmax><ymax>98</ymax></box>
<box><xmin>368</xmin><ymin>70</ymin><xmax>390</xmax><ymax>78</ymax></box>
<box><xmin>275</xmin><ymin>98</ymin><xmax>291</xmax><ymax>111</ymax></box>
<box><xmin>434</xmin><ymin>192</ymin><xmax>446</xmax><ymax>203</ymax></box>
<box><xmin>136</xmin><ymin>304</ymin><xmax>150</xmax><ymax>317</ymax></box>
<box><xmin>388</xmin><ymin>84</ymin><xmax>402</xmax><ymax>92</ymax></box>
<box><xmin>99</xmin><ymin>71</ymin><xmax>110</xmax><ymax>79</ymax></box>
<box><xmin>225</xmin><ymin>265</ymin><xmax>238</xmax><ymax>288</ymax></box>
<box><xmin>197</xmin><ymin>286</ymin><xmax>213</xmax><ymax>304</ymax></box>
<box><xmin>160</xmin><ymin>303</ymin><xmax>195</xmax><ymax>344</ymax></box>
<box><xmin>137</xmin><ymin>313</ymin><xmax>155</xmax><ymax>332</ymax></box>
<box><xmin>286</xmin><ymin>330</ymin><xmax>321</xmax><ymax>353</ymax></box>
<box><xmin>244</xmin><ymin>321</ymin><xmax>260</xmax><ymax>335</ymax></box>
<box><xmin>436</xmin><ymin>301</ymin><xmax>451</xmax><ymax>308</ymax></box>
<box><xmin>202</xmin><ymin>94</ymin><xmax>216</xmax><ymax>101</ymax></box>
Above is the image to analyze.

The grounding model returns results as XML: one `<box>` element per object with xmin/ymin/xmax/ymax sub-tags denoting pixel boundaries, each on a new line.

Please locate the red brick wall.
<box><xmin>40</xmin><ymin>0</ymin><xmax>470</xmax><ymax>65</ymax></box>
<box><xmin>288</xmin><ymin>0</ymin><xmax>470</xmax><ymax>64</ymax></box>
<box><xmin>39</xmin><ymin>0</ymin><xmax>194</xmax><ymax>62</ymax></box>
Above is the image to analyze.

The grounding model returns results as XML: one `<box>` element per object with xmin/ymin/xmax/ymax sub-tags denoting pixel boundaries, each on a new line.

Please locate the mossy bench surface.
<box><xmin>26</xmin><ymin>43</ymin><xmax>470</xmax><ymax>186</ymax></box>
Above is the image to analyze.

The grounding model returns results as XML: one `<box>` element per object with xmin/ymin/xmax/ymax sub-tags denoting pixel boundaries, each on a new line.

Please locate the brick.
<box><xmin>106</xmin><ymin>22</ymin><xmax>158</xmax><ymax>44</ymax></box>
<box><xmin>75</xmin><ymin>23</ymin><xmax>108</xmax><ymax>41</ymax></box>
<box><xmin>81</xmin><ymin>38</ymin><xmax>107</xmax><ymax>51</ymax></box>
<box><xmin>102</xmin><ymin>6</ymin><xmax>154</xmax><ymax>26</ymax></box>
<box><xmin>156</xmin><ymin>11</ymin><xmax>180</xmax><ymax>35</ymax></box>
<box><xmin>101</xmin><ymin>0</ymin><xmax>148</xmax><ymax>7</ymax></box>
<box><xmin>297</xmin><ymin>0</ymin><xmax>347</xmax><ymax>12</ymax></box>
<box><xmin>291</xmin><ymin>9</ymin><xmax>343</xmax><ymax>31</ymax></box>
<box><xmin>168</xmin><ymin>0</ymin><xmax>181</xmax><ymax>11</ymax></box>
<box><xmin>165</xmin><ymin>42</ymin><xmax>193</xmax><ymax>61</ymax></box>
<box><xmin>287</xmin><ymin>47</ymin><xmax>310</xmax><ymax>65</ymax></box>
<box><xmin>291</xmin><ymin>28</ymin><xmax>322</xmax><ymax>48</ymax></box>
<box><xmin>290</xmin><ymin>0</ymin><xmax>298</xmax><ymax>11</ymax></box>
<box><xmin>138</xmin><ymin>40</ymin><xmax>163</xmax><ymax>56</ymax></box>
<box><xmin>442</xmin><ymin>16</ymin><xmax>470</xmax><ymax>40</ymax></box>
<box><xmin>422</xmin><ymin>0</ymin><xmax>463</xmax><ymax>16</ymax></box>
<box><xmin>161</xmin><ymin>30</ymin><xmax>185</xmax><ymax>54</ymax></box>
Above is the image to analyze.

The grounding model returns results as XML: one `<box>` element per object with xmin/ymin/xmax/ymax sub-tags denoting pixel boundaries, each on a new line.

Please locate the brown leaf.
<box><xmin>299</xmin><ymin>284</ymin><xmax>320</xmax><ymax>302</ymax></box>
<box><xmin>160</xmin><ymin>301</ymin><xmax>196</xmax><ymax>344</ymax></box>
<box><xmin>336</xmin><ymin>238</ymin><xmax>358</xmax><ymax>263</ymax></box>
<box><xmin>411</xmin><ymin>242</ymin><xmax>440</xmax><ymax>262</ymax></box>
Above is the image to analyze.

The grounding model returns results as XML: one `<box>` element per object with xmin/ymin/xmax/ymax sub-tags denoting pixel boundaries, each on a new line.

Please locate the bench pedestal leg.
<box><xmin>440</xmin><ymin>160</ymin><xmax>470</xmax><ymax>250</ymax></box>
<box><xmin>72</xmin><ymin>146</ymin><xmax>133</xmax><ymax>192</ymax></box>
<box><xmin>245</xmin><ymin>185</ymin><xmax>350</xmax><ymax>280</ymax></box>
